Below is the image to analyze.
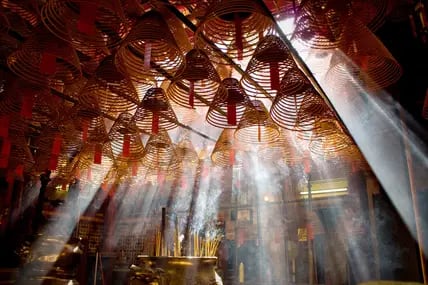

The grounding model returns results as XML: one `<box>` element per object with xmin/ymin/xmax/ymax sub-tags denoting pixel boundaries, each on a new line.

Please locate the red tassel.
<box><xmin>48</xmin><ymin>155</ymin><xmax>59</xmax><ymax>170</ymax></box>
<box><xmin>234</xmin><ymin>14</ymin><xmax>243</xmax><ymax>60</ymax></box>
<box><xmin>39</xmin><ymin>52</ymin><xmax>56</xmax><ymax>75</ymax></box>
<box><xmin>157</xmin><ymin>170</ymin><xmax>165</xmax><ymax>185</ymax></box>
<box><xmin>227</xmin><ymin>103</ymin><xmax>237</xmax><ymax>125</ymax></box>
<box><xmin>306</xmin><ymin>222</ymin><xmax>314</xmax><ymax>240</ymax></box>
<box><xmin>51</xmin><ymin>134</ymin><xmax>62</xmax><ymax>155</ymax></box>
<box><xmin>229</xmin><ymin>149</ymin><xmax>235</xmax><ymax>165</ymax></box>
<box><xmin>21</xmin><ymin>95</ymin><xmax>34</xmax><ymax>119</ymax></box>
<box><xmin>15</xmin><ymin>164</ymin><xmax>24</xmax><ymax>177</ymax></box>
<box><xmin>132</xmin><ymin>162</ymin><xmax>138</xmax><ymax>176</ymax></box>
<box><xmin>94</xmin><ymin>144</ymin><xmax>103</xmax><ymax>164</ymax></box>
<box><xmin>82</xmin><ymin>120</ymin><xmax>89</xmax><ymax>142</ymax></box>
<box><xmin>189</xmin><ymin>81</ymin><xmax>195</xmax><ymax>108</ymax></box>
<box><xmin>360</xmin><ymin>56</ymin><xmax>369</xmax><ymax>71</ymax></box>
<box><xmin>77</xmin><ymin>2</ymin><xmax>98</xmax><ymax>35</ymax></box>
<box><xmin>152</xmin><ymin>112</ymin><xmax>159</xmax><ymax>134</ymax></box>
<box><xmin>122</xmin><ymin>134</ymin><xmax>130</xmax><ymax>157</ymax></box>
<box><xmin>1</xmin><ymin>139</ymin><xmax>11</xmax><ymax>156</ymax></box>
<box><xmin>269</xmin><ymin>62</ymin><xmax>280</xmax><ymax>90</ymax></box>
<box><xmin>0</xmin><ymin>116</ymin><xmax>10</xmax><ymax>138</ymax></box>
<box><xmin>144</xmin><ymin>42</ymin><xmax>152</xmax><ymax>70</ymax></box>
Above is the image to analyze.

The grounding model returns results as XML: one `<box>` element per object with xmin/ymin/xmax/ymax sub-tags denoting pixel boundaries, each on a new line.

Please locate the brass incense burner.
<box><xmin>130</xmin><ymin>256</ymin><xmax>222</xmax><ymax>285</ymax></box>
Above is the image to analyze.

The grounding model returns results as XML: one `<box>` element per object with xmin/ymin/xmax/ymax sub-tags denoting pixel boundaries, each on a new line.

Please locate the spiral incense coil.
<box><xmin>258</xmin><ymin>129</ymin><xmax>303</xmax><ymax>165</ymax></box>
<box><xmin>41</xmin><ymin>0</ymin><xmax>129</xmax><ymax>51</ymax></box>
<box><xmin>350</xmin><ymin>0</ymin><xmax>389</xmax><ymax>31</ymax></box>
<box><xmin>175</xmin><ymin>134</ymin><xmax>199</xmax><ymax>165</ymax></box>
<box><xmin>211</xmin><ymin>129</ymin><xmax>245</xmax><ymax>168</ymax></box>
<box><xmin>75</xmin><ymin>115</ymin><xmax>109</xmax><ymax>145</ymax></box>
<box><xmin>133</xmin><ymin>87</ymin><xmax>178</xmax><ymax>134</ymax></box>
<box><xmin>326</xmin><ymin>19</ymin><xmax>402</xmax><ymax>91</ymax></box>
<box><xmin>195</xmin><ymin>0</ymin><xmax>274</xmax><ymax>64</ymax></box>
<box><xmin>206</xmin><ymin>78</ymin><xmax>252</xmax><ymax>129</ymax></box>
<box><xmin>141</xmin><ymin>129</ymin><xmax>180</xmax><ymax>170</ymax></box>
<box><xmin>7</xmin><ymin>28</ymin><xmax>82</xmax><ymax>87</ymax></box>
<box><xmin>309</xmin><ymin>118</ymin><xmax>352</xmax><ymax>157</ymax></box>
<box><xmin>0</xmin><ymin>0</ymin><xmax>40</xmax><ymax>27</ymax></box>
<box><xmin>169</xmin><ymin>101</ymin><xmax>200</xmax><ymax>125</ymax></box>
<box><xmin>115</xmin><ymin>10</ymin><xmax>184</xmax><ymax>83</ymax></box>
<box><xmin>108</xmin><ymin>112</ymin><xmax>145</xmax><ymax>162</ymax></box>
<box><xmin>167</xmin><ymin>49</ymin><xmax>221</xmax><ymax>108</ymax></box>
<box><xmin>241</xmin><ymin>35</ymin><xmax>295</xmax><ymax>98</ymax></box>
<box><xmin>270</xmin><ymin>86</ymin><xmax>328</xmax><ymax>131</ymax></box>
<box><xmin>292</xmin><ymin>0</ymin><xmax>351</xmax><ymax>49</ymax></box>
<box><xmin>78</xmin><ymin>55</ymin><xmax>140</xmax><ymax>116</ymax></box>
<box><xmin>234</xmin><ymin>100</ymin><xmax>280</xmax><ymax>144</ymax></box>
<box><xmin>5</xmin><ymin>129</ymin><xmax>35</xmax><ymax>172</ymax></box>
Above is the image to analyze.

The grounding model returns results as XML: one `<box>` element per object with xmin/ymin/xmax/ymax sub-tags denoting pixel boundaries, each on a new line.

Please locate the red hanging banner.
<box><xmin>77</xmin><ymin>2</ymin><xmax>98</xmax><ymax>35</ymax></box>
<box><xmin>48</xmin><ymin>155</ymin><xmax>59</xmax><ymax>170</ymax></box>
<box><xmin>94</xmin><ymin>144</ymin><xmax>103</xmax><ymax>164</ymax></box>
<box><xmin>51</xmin><ymin>134</ymin><xmax>62</xmax><ymax>155</ymax></box>
<box><xmin>234</xmin><ymin>14</ymin><xmax>243</xmax><ymax>60</ymax></box>
<box><xmin>21</xmin><ymin>95</ymin><xmax>35</xmax><ymax>119</ymax></box>
<box><xmin>227</xmin><ymin>103</ymin><xmax>237</xmax><ymax>125</ymax></box>
<box><xmin>39</xmin><ymin>52</ymin><xmax>57</xmax><ymax>75</ymax></box>
<box><xmin>122</xmin><ymin>134</ymin><xmax>131</xmax><ymax>157</ymax></box>
<box><xmin>0</xmin><ymin>116</ymin><xmax>9</xmax><ymax>138</ymax></box>
<box><xmin>152</xmin><ymin>112</ymin><xmax>159</xmax><ymax>134</ymax></box>
<box><xmin>269</xmin><ymin>61</ymin><xmax>280</xmax><ymax>90</ymax></box>
<box><xmin>189</xmin><ymin>81</ymin><xmax>195</xmax><ymax>108</ymax></box>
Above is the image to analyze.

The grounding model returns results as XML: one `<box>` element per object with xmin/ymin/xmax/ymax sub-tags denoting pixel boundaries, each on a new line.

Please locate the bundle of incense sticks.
<box><xmin>153</xmin><ymin>228</ymin><xmax>222</xmax><ymax>257</ymax></box>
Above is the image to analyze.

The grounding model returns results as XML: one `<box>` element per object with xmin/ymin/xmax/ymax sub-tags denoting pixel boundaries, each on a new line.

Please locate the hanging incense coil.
<box><xmin>78</xmin><ymin>55</ymin><xmax>141</xmax><ymax>116</ymax></box>
<box><xmin>258</xmin><ymin>129</ymin><xmax>303</xmax><ymax>165</ymax></box>
<box><xmin>292</xmin><ymin>0</ymin><xmax>351</xmax><ymax>49</ymax></box>
<box><xmin>206</xmin><ymin>78</ymin><xmax>252</xmax><ymax>129</ymax></box>
<box><xmin>133</xmin><ymin>87</ymin><xmax>178</xmax><ymax>134</ymax></box>
<box><xmin>270</xmin><ymin>70</ymin><xmax>328</xmax><ymax>131</ymax></box>
<box><xmin>167</xmin><ymin>49</ymin><xmax>221</xmax><ymax>108</ymax></box>
<box><xmin>41</xmin><ymin>0</ymin><xmax>129</xmax><ymax>50</ymax></box>
<box><xmin>108</xmin><ymin>112</ymin><xmax>145</xmax><ymax>162</ymax></box>
<box><xmin>141</xmin><ymin>129</ymin><xmax>180</xmax><ymax>170</ymax></box>
<box><xmin>75</xmin><ymin>115</ymin><xmax>109</xmax><ymax>145</ymax></box>
<box><xmin>195</xmin><ymin>0</ymin><xmax>274</xmax><ymax>64</ymax></box>
<box><xmin>169</xmin><ymin>101</ymin><xmax>200</xmax><ymax>125</ymax></box>
<box><xmin>309</xmin><ymin>117</ymin><xmax>352</xmax><ymax>157</ymax></box>
<box><xmin>7</xmin><ymin>28</ymin><xmax>82</xmax><ymax>87</ymax></box>
<box><xmin>211</xmin><ymin>129</ymin><xmax>245</xmax><ymax>168</ymax></box>
<box><xmin>350</xmin><ymin>0</ymin><xmax>389</xmax><ymax>31</ymax></box>
<box><xmin>115</xmin><ymin>10</ymin><xmax>184</xmax><ymax>83</ymax></box>
<box><xmin>241</xmin><ymin>35</ymin><xmax>295</xmax><ymax>98</ymax></box>
<box><xmin>234</xmin><ymin>100</ymin><xmax>280</xmax><ymax>144</ymax></box>
<box><xmin>326</xmin><ymin>19</ymin><xmax>402</xmax><ymax>91</ymax></box>
<box><xmin>175</xmin><ymin>134</ymin><xmax>199</xmax><ymax>165</ymax></box>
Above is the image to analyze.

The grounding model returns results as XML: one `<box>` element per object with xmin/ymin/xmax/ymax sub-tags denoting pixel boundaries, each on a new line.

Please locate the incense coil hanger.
<box><xmin>241</xmin><ymin>35</ymin><xmax>295</xmax><ymax>98</ymax></box>
<box><xmin>195</xmin><ymin>0</ymin><xmax>274</xmax><ymax>64</ymax></box>
<box><xmin>108</xmin><ymin>112</ymin><xmax>145</xmax><ymax>163</ymax></box>
<box><xmin>115</xmin><ymin>10</ymin><xmax>184</xmax><ymax>84</ymax></box>
<box><xmin>206</xmin><ymin>78</ymin><xmax>252</xmax><ymax>129</ymax></box>
<box><xmin>141</xmin><ymin>129</ymin><xmax>180</xmax><ymax>171</ymax></box>
<box><xmin>133</xmin><ymin>87</ymin><xmax>178</xmax><ymax>135</ymax></box>
<box><xmin>167</xmin><ymin>49</ymin><xmax>221</xmax><ymax>109</ymax></box>
<box><xmin>78</xmin><ymin>55</ymin><xmax>142</xmax><ymax>116</ymax></box>
<box><xmin>7</xmin><ymin>28</ymin><xmax>82</xmax><ymax>87</ymax></box>
<box><xmin>41</xmin><ymin>0</ymin><xmax>130</xmax><ymax>51</ymax></box>
<box><xmin>234</xmin><ymin>100</ymin><xmax>280</xmax><ymax>144</ymax></box>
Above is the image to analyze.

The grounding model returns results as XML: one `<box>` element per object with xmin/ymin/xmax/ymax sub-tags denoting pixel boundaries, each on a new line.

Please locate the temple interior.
<box><xmin>0</xmin><ymin>0</ymin><xmax>427</xmax><ymax>285</ymax></box>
